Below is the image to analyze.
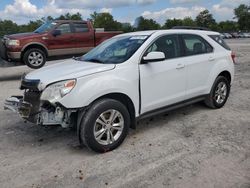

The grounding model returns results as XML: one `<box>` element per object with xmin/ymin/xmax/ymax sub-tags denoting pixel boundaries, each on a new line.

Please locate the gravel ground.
<box><xmin>0</xmin><ymin>39</ymin><xmax>249</xmax><ymax>188</ymax></box>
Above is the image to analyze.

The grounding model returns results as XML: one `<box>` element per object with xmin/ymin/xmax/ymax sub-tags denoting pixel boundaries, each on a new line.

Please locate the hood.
<box><xmin>25</xmin><ymin>59</ymin><xmax>115</xmax><ymax>89</ymax></box>
<box><xmin>6</xmin><ymin>32</ymin><xmax>42</xmax><ymax>39</ymax></box>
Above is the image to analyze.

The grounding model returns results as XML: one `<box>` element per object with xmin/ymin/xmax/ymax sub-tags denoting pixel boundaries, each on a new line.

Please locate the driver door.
<box><xmin>47</xmin><ymin>23</ymin><xmax>76</xmax><ymax>55</ymax></box>
<box><xmin>140</xmin><ymin>34</ymin><xmax>187</xmax><ymax>114</ymax></box>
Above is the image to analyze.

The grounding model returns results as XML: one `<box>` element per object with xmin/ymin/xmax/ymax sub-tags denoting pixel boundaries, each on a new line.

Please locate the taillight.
<box><xmin>231</xmin><ymin>52</ymin><xmax>236</xmax><ymax>64</ymax></box>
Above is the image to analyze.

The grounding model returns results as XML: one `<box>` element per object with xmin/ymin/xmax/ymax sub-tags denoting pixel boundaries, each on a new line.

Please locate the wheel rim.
<box><xmin>214</xmin><ymin>81</ymin><xmax>227</xmax><ymax>104</ymax></box>
<box><xmin>28</xmin><ymin>51</ymin><xmax>43</xmax><ymax>66</ymax></box>
<box><xmin>94</xmin><ymin>109</ymin><xmax>124</xmax><ymax>145</ymax></box>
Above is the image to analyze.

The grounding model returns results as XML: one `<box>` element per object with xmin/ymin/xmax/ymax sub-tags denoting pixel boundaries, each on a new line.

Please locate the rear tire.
<box><xmin>205</xmin><ymin>76</ymin><xmax>230</xmax><ymax>109</ymax></box>
<box><xmin>79</xmin><ymin>99</ymin><xmax>130</xmax><ymax>153</ymax></box>
<box><xmin>23</xmin><ymin>48</ymin><xmax>46</xmax><ymax>69</ymax></box>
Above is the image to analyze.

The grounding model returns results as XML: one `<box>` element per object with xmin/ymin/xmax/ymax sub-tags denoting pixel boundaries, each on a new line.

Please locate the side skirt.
<box><xmin>137</xmin><ymin>95</ymin><xmax>207</xmax><ymax>121</ymax></box>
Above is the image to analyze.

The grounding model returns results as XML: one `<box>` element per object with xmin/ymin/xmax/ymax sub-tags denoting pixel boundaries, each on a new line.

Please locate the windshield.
<box><xmin>34</xmin><ymin>21</ymin><xmax>57</xmax><ymax>33</ymax></box>
<box><xmin>81</xmin><ymin>35</ymin><xmax>149</xmax><ymax>64</ymax></box>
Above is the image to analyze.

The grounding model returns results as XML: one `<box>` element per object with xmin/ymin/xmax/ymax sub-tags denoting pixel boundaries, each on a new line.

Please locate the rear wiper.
<box><xmin>85</xmin><ymin>58</ymin><xmax>104</xmax><ymax>63</ymax></box>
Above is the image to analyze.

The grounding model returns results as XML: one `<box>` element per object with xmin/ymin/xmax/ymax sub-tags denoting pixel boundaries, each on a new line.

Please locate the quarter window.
<box><xmin>146</xmin><ymin>35</ymin><xmax>181</xmax><ymax>59</ymax></box>
<box><xmin>181</xmin><ymin>34</ymin><xmax>213</xmax><ymax>56</ymax></box>
<box><xmin>56</xmin><ymin>24</ymin><xmax>71</xmax><ymax>34</ymax></box>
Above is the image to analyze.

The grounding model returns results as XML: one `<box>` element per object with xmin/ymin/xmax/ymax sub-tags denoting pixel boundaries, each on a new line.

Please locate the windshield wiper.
<box><xmin>85</xmin><ymin>58</ymin><xmax>104</xmax><ymax>64</ymax></box>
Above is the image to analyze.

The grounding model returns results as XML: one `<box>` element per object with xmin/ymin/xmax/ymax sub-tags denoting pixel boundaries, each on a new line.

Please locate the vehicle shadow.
<box><xmin>130</xmin><ymin>102</ymin><xmax>208</xmax><ymax>137</ymax></box>
<box><xmin>3</xmin><ymin>102</ymin><xmax>207</xmax><ymax>154</ymax></box>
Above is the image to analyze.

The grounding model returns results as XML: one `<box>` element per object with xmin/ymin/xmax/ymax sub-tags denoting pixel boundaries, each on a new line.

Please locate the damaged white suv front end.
<box><xmin>4</xmin><ymin>76</ymin><xmax>77</xmax><ymax>128</ymax></box>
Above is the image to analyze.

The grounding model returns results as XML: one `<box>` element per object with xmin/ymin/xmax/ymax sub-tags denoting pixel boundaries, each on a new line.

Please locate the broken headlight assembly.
<box><xmin>41</xmin><ymin>79</ymin><xmax>76</xmax><ymax>103</ymax></box>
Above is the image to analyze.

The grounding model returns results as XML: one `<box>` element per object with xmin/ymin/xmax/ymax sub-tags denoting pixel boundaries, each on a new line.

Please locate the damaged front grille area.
<box><xmin>20</xmin><ymin>75</ymin><xmax>40</xmax><ymax>91</ymax></box>
<box><xmin>23</xmin><ymin>90</ymin><xmax>41</xmax><ymax>123</ymax></box>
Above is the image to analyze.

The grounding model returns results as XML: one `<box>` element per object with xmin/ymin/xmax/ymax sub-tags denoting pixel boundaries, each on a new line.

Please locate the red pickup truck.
<box><xmin>0</xmin><ymin>20</ymin><xmax>122</xmax><ymax>68</ymax></box>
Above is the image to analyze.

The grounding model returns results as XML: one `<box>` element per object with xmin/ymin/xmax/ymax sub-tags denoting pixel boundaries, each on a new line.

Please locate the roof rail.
<box><xmin>172</xmin><ymin>26</ymin><xmax>211</xmax><ymax>31</ymax></box>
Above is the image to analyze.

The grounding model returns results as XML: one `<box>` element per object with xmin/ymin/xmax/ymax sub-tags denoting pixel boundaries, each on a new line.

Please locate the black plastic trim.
<box><xmin>20</xmin><ymin>74</ymin><xmax>40</xmax><ymax>90</ymax></box>
<box><xmin>137</xmin><ymin>95</ymin><xmax>207</xmax><ymax>120</ymax></box>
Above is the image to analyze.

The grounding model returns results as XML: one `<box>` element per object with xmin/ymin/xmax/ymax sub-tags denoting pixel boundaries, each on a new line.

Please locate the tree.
<box><xmin>136</xmin><ymin>16</ymin><xmax>160</xmax><ymax>31</ymax></box>
<box><xmin>162</xmin><ymin>18</ymin><xmax>183</xmax><ymax>29</ymax></box>
<box><xmin>182</xmin><ymin>17</ymin><xmax>196</xmax><ymax>27</ymax></box>
<box><xmin>90</xmin><ymin>12</ymin><xmax>122</xmax><ymax>31</ymax></box>
<box><xmin>19</xmin><ymin>19</ymin><xmax>44</xmax><ymax>33</ymax></box>
<box><xmin>56</xmin><ymin>12</ymin><xmax>82</xmax><ymax>20</ymax></box>
<box><xmin>121</xmin><ymin>23</ymin><xmax>134</xmax><ymax>33</ymax></box>
<box><xmin>234</xmin><ymin>4</ymin><xmax>250</xmax><ymax>31</ymax></box>
<box><xmin>195</xmin><ymin>9</ymin><xmax>216</xmax><ymax>28</ymax></box>
<box><xmin>218</xmin><ymin>21</ymin><xmax>238</xmax><ymax>32</ymax></box>
<box><xmin>0</xmin><ymin>20</ymin><xmax>19</xmax><ymax>37</ymax></box>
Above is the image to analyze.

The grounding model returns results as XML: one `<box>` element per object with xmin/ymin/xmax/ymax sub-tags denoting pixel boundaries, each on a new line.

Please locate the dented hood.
<box><xmin>25</xmin><ymin>59</ymin><xmax>115</xmax><ymax>89</ymax></box>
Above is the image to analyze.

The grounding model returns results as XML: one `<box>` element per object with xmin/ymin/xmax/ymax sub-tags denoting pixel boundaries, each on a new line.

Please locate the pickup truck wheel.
<box><xmin>23</xmin><ymin>48</ymin><xmax>46</xmax><ymax>69</ymax></box>
<box><xmin>79</xmin><ymin>99</ymin><xmax>130</xmax><ymax>153</ymax></box>
<box><xmin>205</xmin><ymin>76</ymin><xmax>230</xmax><ymax>109</ymax></box>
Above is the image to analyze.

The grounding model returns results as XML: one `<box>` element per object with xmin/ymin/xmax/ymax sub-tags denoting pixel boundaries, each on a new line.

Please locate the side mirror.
<box><xmin>142</xmin><ymin>51</ymin><xmax>165</xmax><ymax>63</ymax></box>
<box><xmin>52</xmin><ymin>29</ymin><xmax>61</xmax><ymax>37</ymax></box>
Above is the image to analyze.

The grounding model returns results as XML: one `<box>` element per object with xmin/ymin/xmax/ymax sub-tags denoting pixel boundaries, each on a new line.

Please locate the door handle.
<box><xmin>209</xmin><ymin>57</ymin><xmax>215</xmax><ymax>61</ymax></box>
<box><xmin>176</xmin><ymin>63</ymin><xmax>185</xmax><ymax>69</ymax></box>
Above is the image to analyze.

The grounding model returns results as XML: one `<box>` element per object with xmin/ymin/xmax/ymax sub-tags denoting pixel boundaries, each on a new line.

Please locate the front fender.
<box><xmin>58</xmin><ymin>64</ymin><xmax>140</xmax><ymax>115</ymax></box>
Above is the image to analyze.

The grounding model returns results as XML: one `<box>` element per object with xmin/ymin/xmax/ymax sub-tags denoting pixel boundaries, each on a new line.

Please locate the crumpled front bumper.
<box><xmin>4</xmin><ymin>95</ymin><xmax>75</xmax><ymax>128</ymax></box>
<box><xmin>4</xmin><ymin>96</ymin><xmax>33</xmax><ymax>118</ymax></box>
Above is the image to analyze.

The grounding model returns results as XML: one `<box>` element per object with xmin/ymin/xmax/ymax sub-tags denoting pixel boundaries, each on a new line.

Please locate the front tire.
<box><xmin>205</xmin><ymin>76</ymin><xmax>230</xmax><ymax>109</ymax></box>
<box><xmin>23</xmin><ymin>48</ymin><xmax>46</xmax><ymax>69</ymax></box>
<box><xmin>79</xmin><ymin>99</ymin><xmax>130</xmax><ymax>153</ymax></box>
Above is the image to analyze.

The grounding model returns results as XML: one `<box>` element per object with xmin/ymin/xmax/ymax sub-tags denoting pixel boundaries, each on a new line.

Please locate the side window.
<box><xmin>56</xmin><ymin>23</ymin><xmax>71</xmax><ymax>34</ymax></box>
<box><xmin>182</xmin><ymin>34</ymin><xmax>213</xmax><ymax>56</ymax></box>
<box><xmin>73</xmin><ymin>23</ymin><xmax>89</xmax><ymax>33</ymax></box>
<box><xmin>146</xmin><ymin>35</ymin><xmax>181</xmax><ymax>59</ymax></box>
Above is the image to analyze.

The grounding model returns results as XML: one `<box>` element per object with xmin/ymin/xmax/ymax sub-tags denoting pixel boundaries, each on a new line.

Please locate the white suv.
<box><xmin>5</xmin><ymin>29</ymin><xmax>235</xmax><ymax>152</ymax></box>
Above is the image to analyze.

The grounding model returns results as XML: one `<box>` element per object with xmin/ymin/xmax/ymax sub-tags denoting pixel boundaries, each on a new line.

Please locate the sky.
<box><xmin>0</xmin><ymin>0</ymin><xmax>249</xmax><ymax>25</ymax></box>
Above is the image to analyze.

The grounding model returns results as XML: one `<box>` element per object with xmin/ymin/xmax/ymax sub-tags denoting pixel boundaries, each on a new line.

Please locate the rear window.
<box><xmin>209</xmin><ymin>35</ymin><xmax>231</xmax><ymax>50</ymax></box>
<box><xmin>73</xmin><ymin>23</ymin><xmax>89</xmax><ymax>33</ymax></box>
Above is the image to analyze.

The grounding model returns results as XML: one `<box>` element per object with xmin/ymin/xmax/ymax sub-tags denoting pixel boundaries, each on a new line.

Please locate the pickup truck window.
<box><xmin>146</xmin><ymin>35</ymin><xmax>181</xmax><ymax>59</ymax></box>
<box><xmin>57</xmin><ymin>24</ymin><xmax>71</xmax><ymax>34</ymax></box>
<box><xmin>34</xmin><ymin>21</ymin><xmax>57</xmax><ymax>33</ymax></box>
<box><xmin>73</xmin><ymin>23</ymin><xmax>89</xmax><ymax>32</ymax></box>
<box><xmin>81</xmin><ymin>35</ymin><xmax>148</xmax><ymax>64</ymax></box>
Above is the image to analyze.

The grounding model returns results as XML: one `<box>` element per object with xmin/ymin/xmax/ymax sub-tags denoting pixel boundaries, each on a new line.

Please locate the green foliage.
<box><xmin>136</xmin><ymin>16</ymin><xmax>160</xmax><ymax>31</ymax></box>
<box><xmin>162</xmin><ymin>18</ymin><xmax>183</xmax><ymax>29</ymax></box>
<box><xmin>182</xmin><ymin>17</ymin><xmax>196</xmax><ymax>27</ymax></box>
<box><xmin>0</xmin><ymin>20</ymin><xmax>19</xmax><ymax>37</ymax></box>
<box><xmin>195</xmin><ymin>9</ymin><xmax>216</xmax><ymax>28</ymax></box>
<box><xmin>56</xmin><ymin>12</ymin><xmax>82</xmax><ymax>20</ymax></box>
<box><xmin>162</xmin><ymin>17</ymin><xmax>196</xmax><ymax>29</ymax></box>
<box><xmin>218</xmin><ymin>21</ymin><xmax>238</xmax><ymax>32</ymax></box>
<box><xmin>90</xmin><ymin>12</ymin><xmax>122</xmax><ymax>31</ymax></box>
<box><xmin>0</xmin><ymin>3</ymin><xmax>249</xmax><ymax>38</ymax></box>
<box><xmin>234</xmin><ymin>4</ymin><xmax>250</xmax><ymax>31</ymax></box>
<box><xmin>121</xmin><ymin>23</ymin><xmax>134</xmax><ymax>33</ymax></box>
<box><xmin>18</xmin><ymin>20</ymin><xmax>44</xmax><ymax>33</ymax></box>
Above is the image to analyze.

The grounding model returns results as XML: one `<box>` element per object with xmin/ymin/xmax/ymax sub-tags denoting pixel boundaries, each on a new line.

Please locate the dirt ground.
<box><xmin>0</xmin><ymin>39</ymin><xmax>249</xmax><ymax>188</ymax></box>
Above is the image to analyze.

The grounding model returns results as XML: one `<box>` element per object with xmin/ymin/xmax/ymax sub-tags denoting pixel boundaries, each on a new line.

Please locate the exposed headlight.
<box><xmin>7</xmin><ymin>39</ymin><xmax>20</xmax><ymax>46</ymax></box>
<box><xmin>41</xmin><ymin>79</ymin><xmax>76</xmax><ymax>103</ymax></box>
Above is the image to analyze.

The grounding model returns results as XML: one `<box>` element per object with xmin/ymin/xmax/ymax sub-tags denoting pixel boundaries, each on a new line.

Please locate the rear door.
<box><xmin>72</xmin><ymin>22</ymin><xmax>94</xmax><ymax>53</ymax></box>
<box><xmin>140</xmin><ymin>34</ymin><xmax>187</xmax><ymax>113</ymax></box>
<box><xmin>180</xmin><ymin>34</ymin><xmax>215</xmax><ymax>98</ymax></box>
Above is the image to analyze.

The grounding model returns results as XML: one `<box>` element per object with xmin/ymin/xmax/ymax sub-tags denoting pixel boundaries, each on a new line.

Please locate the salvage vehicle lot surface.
<box><xmin>0</xmin><ymin>39</ymin><xmax>250</xmax><ymax>188</ymax></box>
